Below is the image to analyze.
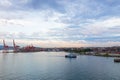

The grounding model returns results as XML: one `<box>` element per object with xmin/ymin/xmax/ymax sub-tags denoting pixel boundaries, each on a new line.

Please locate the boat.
<box><xmin>65</xmin><ymin>53</ymin><xmax>77</xmax><ymax>58</ymax></box>
<box><xmin>114</xmin><ymin>58</ymin><xmax>120</xmax><ymax>62</ymax></box>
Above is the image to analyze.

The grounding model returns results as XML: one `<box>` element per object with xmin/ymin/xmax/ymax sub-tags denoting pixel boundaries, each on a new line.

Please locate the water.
<box><xmin>0</xmin><ymin>52</ymin><xmax>120</xmax><ymax>80</ymax></box>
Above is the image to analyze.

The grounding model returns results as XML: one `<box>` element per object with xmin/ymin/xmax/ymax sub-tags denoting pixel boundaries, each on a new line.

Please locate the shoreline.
<box><xmin>67</xmin><ymin>51</ymin><xmax>120</xmax><ymax>57</ymax></box>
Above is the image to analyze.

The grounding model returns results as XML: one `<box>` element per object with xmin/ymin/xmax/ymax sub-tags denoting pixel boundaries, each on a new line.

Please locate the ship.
<box><xmin>65</xmin><ymin>53</ymin><xmax>77</xmax><ymax>58</ymax></box>
<box><xmin>114</xmin><ymin>58</ymin><xmax>120</xmax><ymax>63</ymax></box>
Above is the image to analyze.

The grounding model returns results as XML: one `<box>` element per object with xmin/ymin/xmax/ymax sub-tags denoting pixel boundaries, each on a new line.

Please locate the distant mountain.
<box><xmin>0</xmin><ymin>45</ymin><xmax>13</xmax><ymax>50</ymax></box>
<box><xmin>0</xmin><ymin>45</ymin><xmax>3</xmax><ymax>50</ymax></box>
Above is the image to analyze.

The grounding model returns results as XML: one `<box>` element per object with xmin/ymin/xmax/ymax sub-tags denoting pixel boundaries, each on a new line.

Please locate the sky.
<box><xmin>0</xmin><ymin>0</ymin><xmax>120</xmax><ymax>47</ymax></box>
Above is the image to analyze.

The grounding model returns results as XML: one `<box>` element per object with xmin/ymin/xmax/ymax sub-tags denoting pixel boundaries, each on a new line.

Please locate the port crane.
<box><xmin>2</xmin><ymin>39</ymin><xmax>38</xmax><ymax>53</ymax></box>
<box><xmin>13</xmin><ymin>39</ymin><xmax>19</xmax><ymax>52</ymax></box>
<box><xmin>3</xmin><ymin>40</ymin><xmax>9</xmax><ymax>53</ymax></box>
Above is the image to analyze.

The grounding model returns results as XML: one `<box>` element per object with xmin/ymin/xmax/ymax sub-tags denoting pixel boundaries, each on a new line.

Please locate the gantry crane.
<box><xmin>13</xmin><ymin>39</ymin><xmax>20</xmax><ymax>52</ymax></box>
<box><xmin>2</xmin><ymin>40</ymin><xmax>9</xmax><ymax>53</ymax></box>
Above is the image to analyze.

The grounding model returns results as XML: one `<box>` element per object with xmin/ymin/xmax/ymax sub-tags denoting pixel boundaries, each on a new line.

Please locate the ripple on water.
<box><xmin>0</xmin><ymin>52</ymin><xmax>120</xmax><ymax>80</ymax></box>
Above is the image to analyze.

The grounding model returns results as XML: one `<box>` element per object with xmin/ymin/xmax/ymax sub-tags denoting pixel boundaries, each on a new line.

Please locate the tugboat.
<box><xmin>65</xmin><ymin>53</ymin><xmax>77</xmax><ymax>58</ymax></box>
<box><xmin>114</xmin><ymin>58</ymin><xmax>120</xmax><ymax>63</ymax></box>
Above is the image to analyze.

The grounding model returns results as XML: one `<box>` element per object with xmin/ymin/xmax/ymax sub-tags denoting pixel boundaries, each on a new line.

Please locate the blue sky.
<box><xmin>0</xmin><ymin>0</ymin><xmax>120</xmax><ymax>47</ymax></box>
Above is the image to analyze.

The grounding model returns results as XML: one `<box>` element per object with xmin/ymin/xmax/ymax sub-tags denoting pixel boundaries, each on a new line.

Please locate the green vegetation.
<box><xmin>64</xmin><ymin>48</ymin><xmax>92</xmax><ymax>54</ymax></box>
<box><xmin>103</xmin><ymin>53</ymin><xmax>109</xmax><ymax>57</ymax></box>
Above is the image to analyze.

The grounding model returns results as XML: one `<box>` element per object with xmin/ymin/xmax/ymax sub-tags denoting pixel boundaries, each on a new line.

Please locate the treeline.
<box><xmin>64</xmin><ymin>48</ymin><xmax>92</xmax><ymax>54</ymax></box>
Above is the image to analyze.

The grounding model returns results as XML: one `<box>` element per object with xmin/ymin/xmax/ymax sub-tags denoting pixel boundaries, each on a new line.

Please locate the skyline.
<box><xmin>0</xmin><ymin>0</ymin><xmax>120</xmax><ymax>47</ymax></box>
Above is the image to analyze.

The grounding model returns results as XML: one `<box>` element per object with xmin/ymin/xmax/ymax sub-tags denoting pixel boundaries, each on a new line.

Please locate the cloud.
<box><xmin>0</xmin><ymin>0</ymin><xmax>120</xmax><ymax>47</ymax></box>
<box><xmin>46</xmin><ymin>17</ymin><xmax>120</xmax><ymax>43</ymax></box>
<box><xmin>0</xmin><ymin>38</ymin><xmax>88</xmax><ymax>47</ymax></box>
<box><xmin>80</xmin><ymin>17</ymin><xmax>120</xmax><ymax>35</ymax></box>
<box><xmin>0</xmin><ymin>0</ymin><xmax>12</xmax><ymax>8</ymax></box>
<box><xmin>88</xmin><ymin>41</ymin><xmax>120</xmax><ymax>47</ymax></box>
<box><xmin>0</xmin><ymin>0</ymin><xmax>65</xmax><ymax>12</ymax></box>
<box><xmin>0</xmin><ymin>9</ymin><xmax>68</xmax><ymax>34</ymax></box>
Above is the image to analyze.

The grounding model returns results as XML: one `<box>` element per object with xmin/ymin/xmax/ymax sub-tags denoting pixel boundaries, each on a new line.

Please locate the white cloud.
<box><xmin>0</xmin><ymin>0</ymin><xmax>12</xmax><ymax>8</ymax></box>
<box><xmin>0</xmin><ymin>10</ymin><xmax>68</xmax><ymax>34</ymax></box>
<box><xmin>81</xmin><ymin>17</ymin><xmax>120</xmax><ymax>35</ymax></box>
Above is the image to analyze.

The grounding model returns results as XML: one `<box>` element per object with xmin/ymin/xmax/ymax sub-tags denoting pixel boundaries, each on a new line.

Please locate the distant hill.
<box><xmin>0</xmin><ymin>45</ymin><xmax>3</xmax><ymax>50</ymax></box>
<box><xmin>0</xmin><ymin>45</ymin><xmax>13</xmax><ymax>50</ymax></box>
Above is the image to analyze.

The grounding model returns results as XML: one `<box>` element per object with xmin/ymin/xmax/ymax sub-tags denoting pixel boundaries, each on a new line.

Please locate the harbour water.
<box><xmin>0</xmin><ymin>52</ymin><xmax>120</xmax><ymax>80</ymax></box>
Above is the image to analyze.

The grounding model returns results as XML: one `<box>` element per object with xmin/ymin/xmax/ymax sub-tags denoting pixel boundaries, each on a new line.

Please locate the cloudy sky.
<box><xmin>0</xmin><ymin>0</ymin><xmax>120</xmax><ymax>47</ymax></box>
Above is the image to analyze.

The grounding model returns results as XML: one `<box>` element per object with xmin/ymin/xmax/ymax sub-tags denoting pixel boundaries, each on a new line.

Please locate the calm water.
<box><xmin>0</xmin><ymin>52</ymin><xmax>120</xmax><ymax>80</ymax></box>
